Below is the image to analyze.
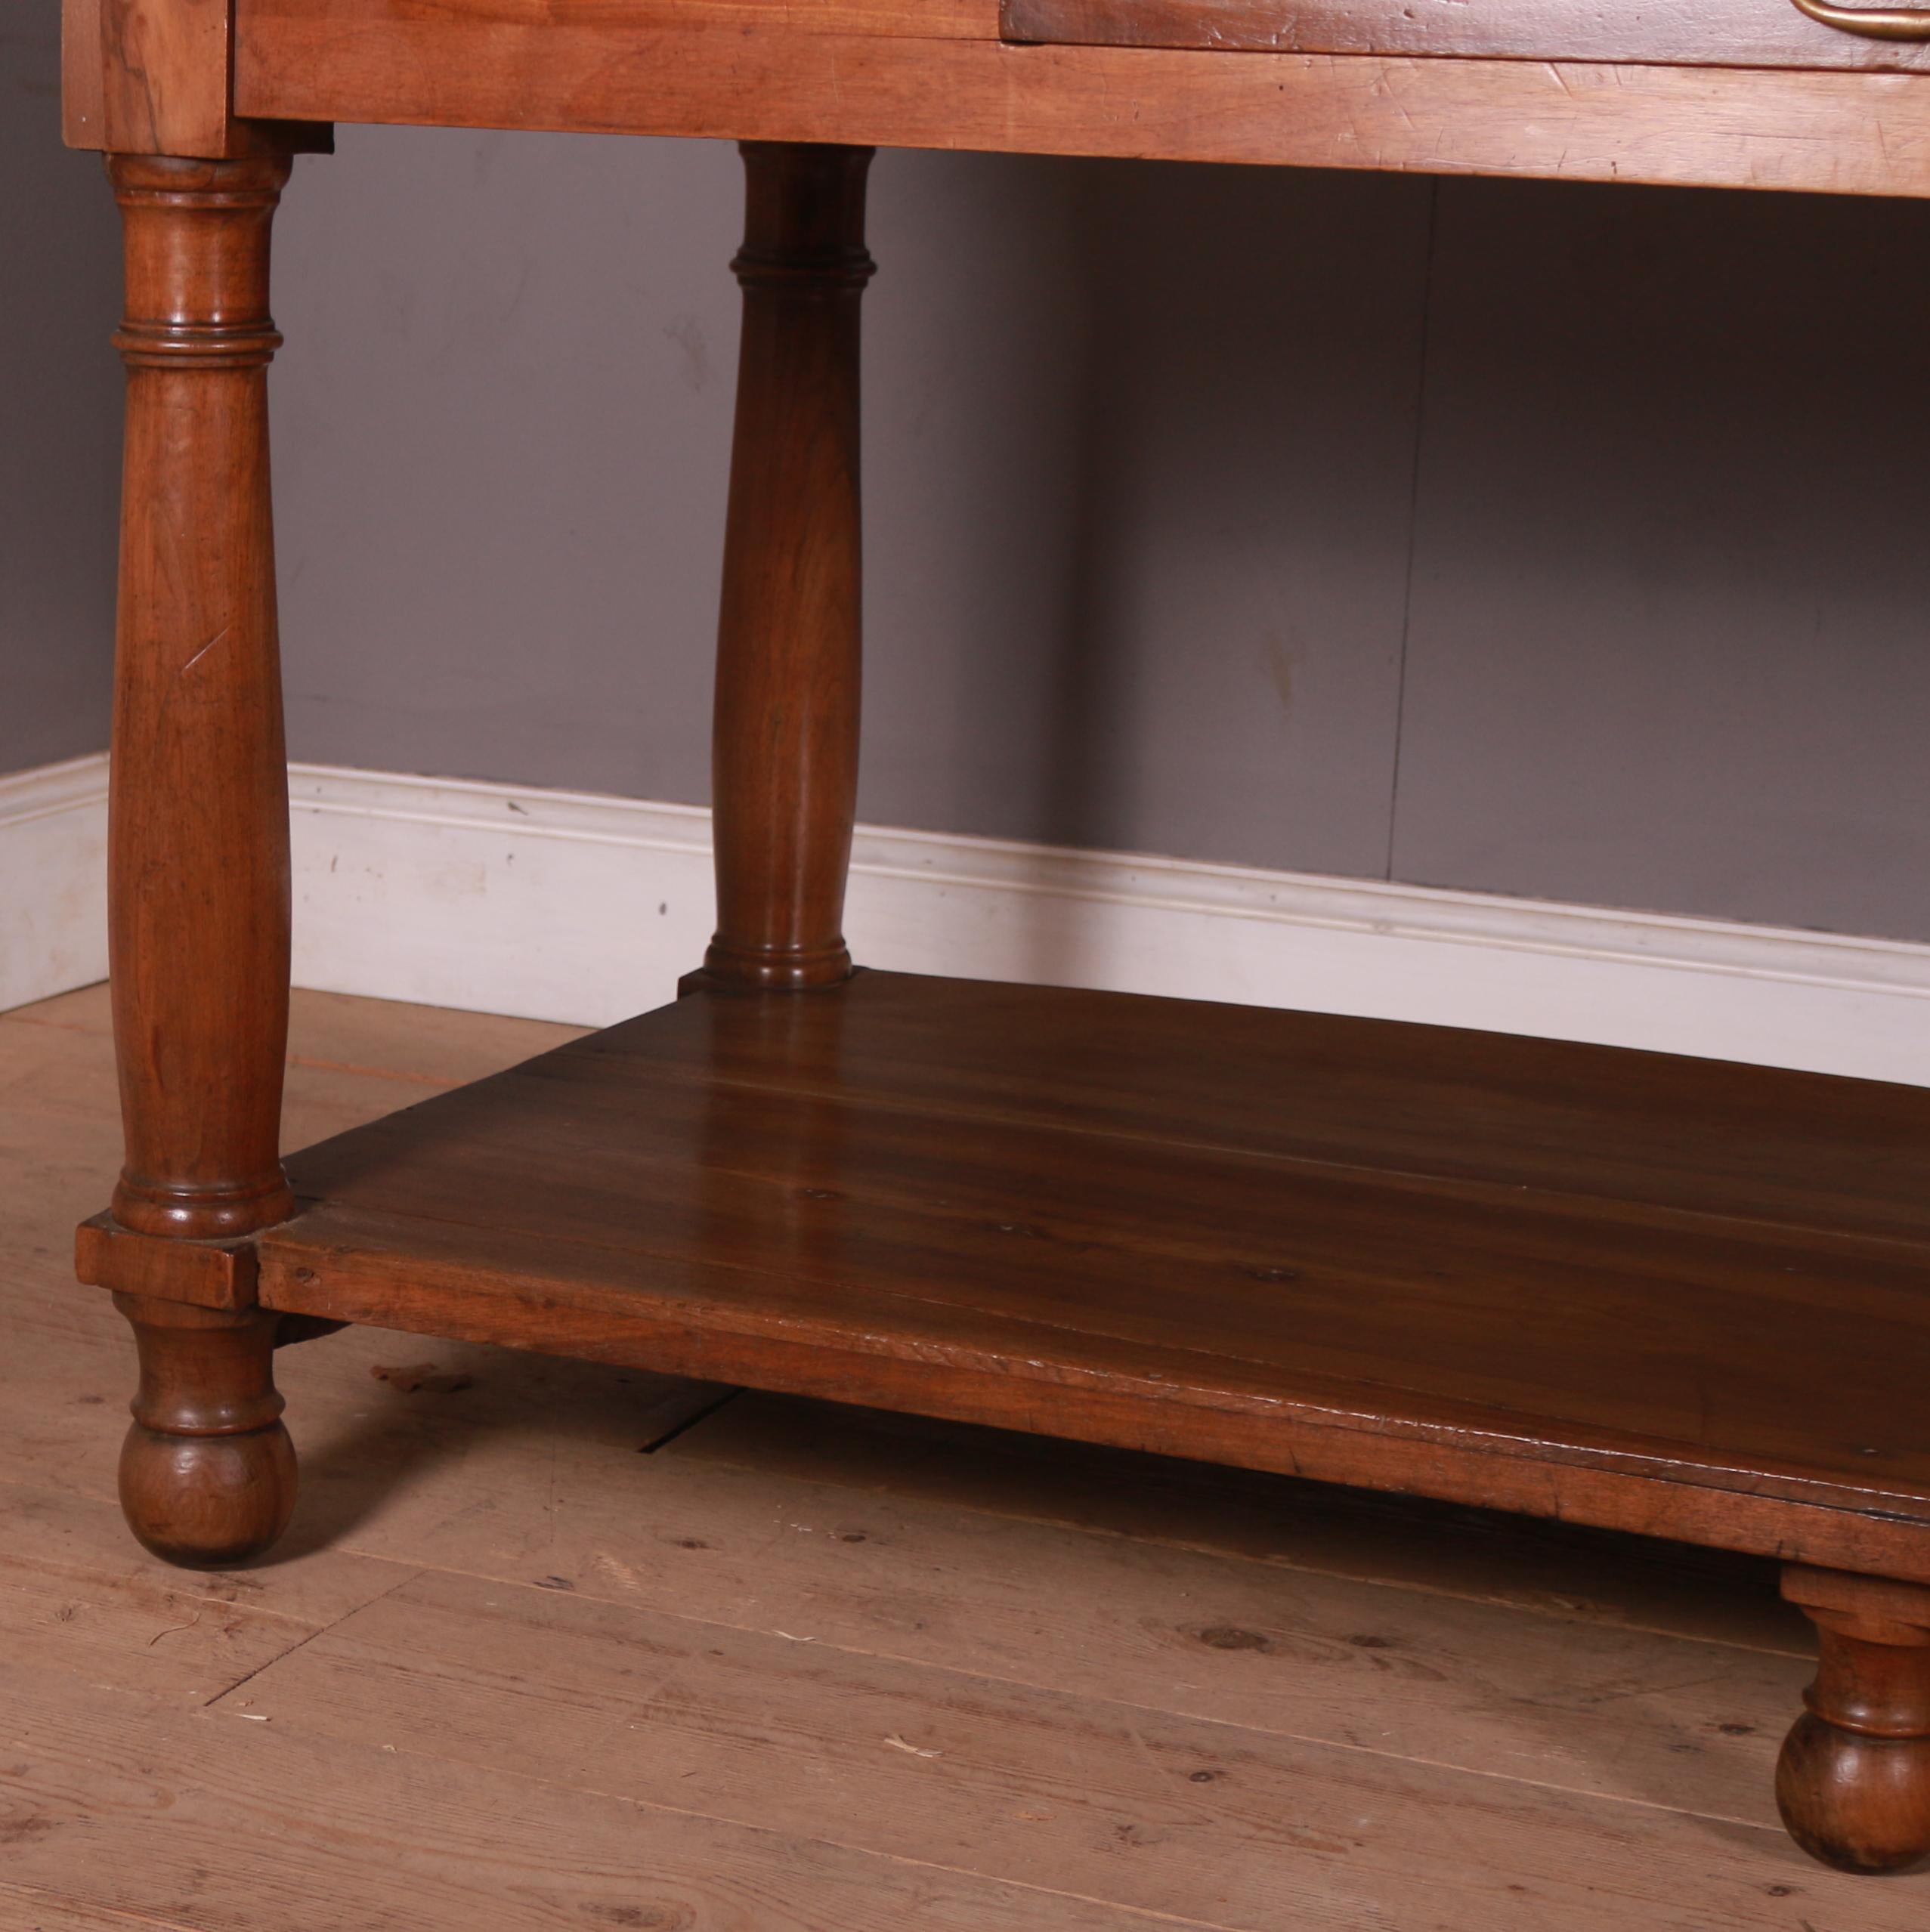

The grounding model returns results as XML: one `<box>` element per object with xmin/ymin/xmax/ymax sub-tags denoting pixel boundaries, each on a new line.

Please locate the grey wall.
<box><xmin>14</xmin><ymin>85</ymin><xmax>1930</xmax><ymax>943</ymax></box>
<box><xmin>270</xmin><ymin>130</ymin><xmax>1930</xmax><ymax>943</ymax></box>
<box><xmin>1</xmin><ymin>17</ymin><xmax>120</xmax><ymax>777</ymax></box>
<box><xmin>1395</xmin><ymin>182</ymin><xmax>1930</xmax><ymax>941</ymax></box>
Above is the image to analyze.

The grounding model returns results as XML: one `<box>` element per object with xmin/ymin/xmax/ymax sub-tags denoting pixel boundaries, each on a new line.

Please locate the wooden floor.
<box><xmin>2</xmin><ymin>984</ymin><xmax>1923</xmax><ymax>1929</ymax></box>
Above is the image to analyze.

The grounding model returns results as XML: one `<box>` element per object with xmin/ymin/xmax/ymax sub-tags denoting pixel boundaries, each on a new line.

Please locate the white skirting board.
<box><xmin>0</xmin><ymin>754</ymin><xmax>110</xmax><ymax>1014</ymax></box>
<box><xmin>5</xmin><ymin>753</ymin><xmax>1929</xmax><ymax>1087</ymax></box>
<box><xmin>285</xmin><ymin>763</ymin><xmax>1930</xmax><ymax>1087</ymax></box>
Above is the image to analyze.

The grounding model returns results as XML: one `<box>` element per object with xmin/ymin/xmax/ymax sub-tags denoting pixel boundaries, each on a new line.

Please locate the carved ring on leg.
<box><xmin>115</xmin><ymin>1293</ymin><xmax>297</xmax><ymax>1569</ymax></box>
<box><xmin>1776</xmin><ymin>1565</ymin><xmax>1930</xmax><ymax>1874</ymax></box>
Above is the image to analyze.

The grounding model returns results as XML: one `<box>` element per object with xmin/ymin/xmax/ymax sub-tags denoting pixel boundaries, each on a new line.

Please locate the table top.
<box><xmin>63</xmin><ymin>0</ymin><xmax>1930</xmax><ymax>199</ymax></box>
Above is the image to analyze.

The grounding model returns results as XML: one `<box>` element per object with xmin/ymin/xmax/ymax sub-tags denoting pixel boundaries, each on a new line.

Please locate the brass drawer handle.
<box><xmin>1790</xmin><ymin>0</ymin><xmax>1930</xmax><ymax>37</ymax></box>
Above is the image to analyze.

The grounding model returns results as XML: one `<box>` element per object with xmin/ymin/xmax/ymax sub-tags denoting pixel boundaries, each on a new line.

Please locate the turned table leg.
<box><xmin>104</xmin><ymin>153</ymin><xmax>302</xmax><ymax>1564</ymax></box>
<box><xmin>701</xmin><ymin>142</ymin><xmax>875</xmax><ymax>993</ymax></box>
<box><xmin>1777</xmin><ymin>1564</ymin><xmax>1930</xmax><ymax>1872</ymax></box>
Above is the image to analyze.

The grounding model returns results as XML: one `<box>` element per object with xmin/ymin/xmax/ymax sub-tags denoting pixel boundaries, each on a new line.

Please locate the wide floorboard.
<box><xmin>5</xmin><ymin>981</ymin><xmax>1925</xmax><ymax>1927</ymax></box>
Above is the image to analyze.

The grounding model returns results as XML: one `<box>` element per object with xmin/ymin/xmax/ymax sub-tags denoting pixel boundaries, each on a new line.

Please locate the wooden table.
<box><xmin>60</xmin><ymin>0</ymin><xmax>1930</xmax><ymax>1878</ymax></box>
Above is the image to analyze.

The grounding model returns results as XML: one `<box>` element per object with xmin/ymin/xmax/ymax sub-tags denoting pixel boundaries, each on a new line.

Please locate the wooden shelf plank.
<box><xmin>261</xmin><ymin>971</ymin><xmax>1930</xmax><ymax>1581</ymax></box>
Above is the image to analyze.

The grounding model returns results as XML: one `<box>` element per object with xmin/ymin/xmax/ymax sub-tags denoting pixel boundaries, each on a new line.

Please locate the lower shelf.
<box><xmin>261</xmin><ymin>969</ymin><xmax>1930</xmax><ymax>1580</ymax></box>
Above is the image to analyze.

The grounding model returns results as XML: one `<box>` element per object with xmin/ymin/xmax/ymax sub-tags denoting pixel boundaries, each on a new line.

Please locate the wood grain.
<box><xmin>243</xmin><ymin>971</ymin><xmax>1930</xmax><ymax>1581</ymax></box>
<box><xmin>11</xmin><ymin>990</ymin><xmax>1930</xmax><ymax>1913</ymax></box>
<box><xmin>1778</xmin><ymin>1565</ymin><xmax>1930</xmax><ymax>1872</ymax></box>
<box><xmin>1</xmin><ymin>1659</ymin><xmax>1166</xmax><ymax>1932</ymax></box>
<box><xmin>65</xmin><ymin>0</ymin><xmax>332</xmax><ymax>156</ymax></box>
<box><xmin>113</xmin><ymin>1291</ymin><xmax>298</xmax><ymax>1568</ymax></box>
<box><xmin>231</xmin><ymin>9</ymin><xmax>1930</xmax><ymax>197</ymax></box>
<box><xmin>263</xmin><ymin>1068</ymin><xmax>1930</xmax><ymax>1490</ymax></box>
<box><xmin>683</xmin><ymin>1390</ymin><xmax>1814</xmax><ymax>1650</ymax></box>
<box><xmin>97</xmin><ymin>0</ymin><xmax>235</xmax><ymax>155</ymax></box>
<box><xmin>571</xmin><ymin>969</ymin><xmax>1930</xmax><ymax>1247</ymax></box>
<box><xmin>106</xmin><ymin>153</ymin><xmax>298</xmax><ymax>1244</ymax></box>
<box><xmin>1001</xmin><ymin>0</ymin><xmax>1930</xmax><ymax>73</ymax></box>
<box><xmin>244</xmin><ymin>0</ymin><xmax>994</xmax><ymax>39</ymax></box>
<box><xmin>0</xmin><ymin>1475</ymin><xmax>401</xmax><ymax>1695</ymax></box>
<box><xmin>223</xmin><ymin>1569</ymin><xmax>1850</xmax><ymax>1932</ymax></box>
<box><xmin>76</xmin><ymin>1211</ymin><xmax>259</xmax><ymax>1309</ymax></box>
<box><xmin>251</xmin><ymin>1558</ymin><xmax>1816</xmax><ymax>1832</ymax></box>
<box><xmin>60</xmin><ymin>0</ymin><xmax>107</xmax><ymax>149</ymax></box>
<box><xmin>702</xmin><ymin>144</ymin><xmax>874</xmax><ymax>993</ymax></box>
<box><xmin>0</xmin><ymin>1885</ymin><xmax>204</xmax><ymax>1932</ymax></box>
<box><xmin>57</xmin><ymin>0</ymin><xmax>1930</xmax><ymax>1878</ymax></box>
<box><xmin>258</xmin><ymin>1356</ymin><xmax>1825</xmax><ymax>1785</ymax></box>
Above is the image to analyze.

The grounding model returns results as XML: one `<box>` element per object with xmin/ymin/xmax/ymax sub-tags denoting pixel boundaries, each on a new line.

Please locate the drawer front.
<box><xmin>1001</xmin><ymin>0</ymin><xmax>1930</xmax><ymax>74</ymax></box>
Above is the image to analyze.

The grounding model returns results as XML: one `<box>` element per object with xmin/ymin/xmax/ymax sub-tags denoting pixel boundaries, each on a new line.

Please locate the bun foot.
<box><xmin>119</xmin><ymin>1415</ymin><xmax>297</xmax><ymax>1569</ymax></box>
<box><xmin>113</xmin><ymin>1294</ymin><xmax>297</xmax><ymax>1569</ymax></box>
<box><xmin>1777</xmin><ymin>1565</ymin><xmax>1930</xmax><ymax>1875</ymax></box>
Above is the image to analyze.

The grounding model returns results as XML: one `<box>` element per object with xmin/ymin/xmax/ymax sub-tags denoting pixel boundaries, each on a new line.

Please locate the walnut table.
<box><xmin>60</xmin><ymin>0</ymin><xmax>1930</xmax><ymax>1875</ymax></box>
